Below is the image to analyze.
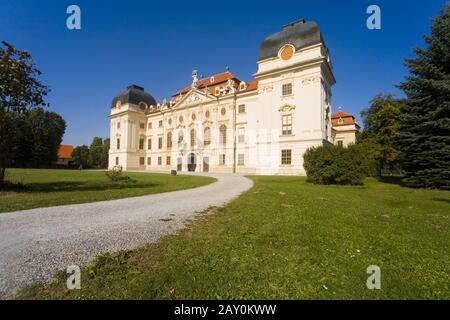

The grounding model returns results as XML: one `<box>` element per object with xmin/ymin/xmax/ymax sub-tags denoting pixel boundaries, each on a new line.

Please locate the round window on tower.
<box><xmin>139</xmin><ymin>102</ymin><xmax>147</xmax><ymax>110</ymax></box>
<box><xmin>280</xmin><ymin>44</ymin><xmax>295</xmax><ymax>61</ymax></box>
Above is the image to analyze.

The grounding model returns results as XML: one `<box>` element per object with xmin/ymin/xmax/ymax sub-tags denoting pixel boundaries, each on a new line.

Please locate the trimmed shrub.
<box><xmin>104</xmin><ymin>165</ymin><xmax>130</xmax><ymax>182</ymax></box>
<box><xmin>303</xmin><ymin>144</ymin><xmax>368</xmax><ymax>185</ymax></box>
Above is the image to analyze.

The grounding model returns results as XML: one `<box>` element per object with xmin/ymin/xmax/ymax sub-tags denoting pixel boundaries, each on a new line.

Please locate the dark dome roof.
<box><xmin>258</xmin><ymin>19</ymin><xmax>323</xmax><ymax>61</ymax></box>
<box><xmin>111</xmin><ymin>85</ymin><xmax>157</xmax><ymax>109</ymax></box>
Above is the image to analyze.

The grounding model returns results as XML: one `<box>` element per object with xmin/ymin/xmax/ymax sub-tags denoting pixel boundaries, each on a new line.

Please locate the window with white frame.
<box><xmin>219</xmin><ymin>125</ymin><xmax>227</xmax><ymax>144</ymax></box>
<box><xmin>282</xmin><ymin>115</ymin><xmax>292</xmax><ymax>135</ymax></box>
<box><xmin>219</xmin><ymin>154</ymin><xmax>226</xmax><ymax>165</ymax></box>
<box><xmin>238</xmin><ymin>128</ymin><xmax>245</xmax><ymax>143</ymax></box>
<box><xmin>282</xmin><ymin>83</ymin><xmax>292</xmax><ymax>96</ymax></box>
<box><xmin>238</xmin><ymin>104</ymin><xmax>246</xmax><ymax>114</ymax></box>
<box><xmin>139</xmin><ymin>138</ymin><xmax>144</xmax><ymax>150</ymax></box>
<box><xmin>281</xmin><ymin>149</ymin><xmax>292</xmax><ymax>165</ymax></box>
<box><xmin>238</xmin><ymin>154</ymin><xmax>245</xmax><ymax>166</ymax></box>
<box><xmin>204</xmin><ymin>127</ymin><xmax>211</xmax><ymax>145</ymax></box>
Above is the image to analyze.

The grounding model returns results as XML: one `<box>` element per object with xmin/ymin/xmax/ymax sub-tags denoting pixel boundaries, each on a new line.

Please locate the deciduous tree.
<box><xmin>0</xmin><ymin>41</ymin><xmax>49</xmax><ymax>184</ymax></box>
<box><xmin>359</xmin><ymin>94</ymin><xmax>404</xmax><ymax>175</ymax></box>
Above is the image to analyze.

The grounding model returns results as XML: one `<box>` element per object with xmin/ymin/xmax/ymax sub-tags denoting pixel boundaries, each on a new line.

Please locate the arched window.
<box><xmin>219</xmin><ymin>125</ymin><xmax>227</xmax><ymax>144</ymax></box>
<box><xmin>204</xmin><ymin>127</ymin><xmax>211</xmax><ymax>145</ymax></box>
<box><xmin>190</xmin><ymin>129</ymin><xmax>196</xmax><ymax>147</ymax></box>
<box><xmin>167</xmin><ymin>132</ymin><xmax>172</xmax><ymax>148</ymax></box>
<box><xmin>178</xmin><ymin>130</ymin><xmax>184</xmax><ymax>144</ymax></box>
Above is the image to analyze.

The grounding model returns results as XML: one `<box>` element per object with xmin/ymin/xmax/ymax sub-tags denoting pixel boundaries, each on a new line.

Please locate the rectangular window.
<box><xmin>190</xmin><ymin>130</ymin><xmax>196</xmax><ymax>147</ymax></box>
<box><xmin>115</xmin><ymin>157</ymin><xmax>119</xmax><ymax>165</ymax></box>
<box><xmin>139</xmin><ymin>138</ymin><xmax>144</xmax><ymax>150</ymax></box>
<box><xmin>238</xmin><ymin>104</ymin><xmax>246</xmax><ymax>114</ymax></box>
<box><xmin>238</xmin><ymin>154</ymin><xmax>245</xmax><ymax>166</ymax></box>
<box><xmin>158</xmin><ymin>137</ymin><xmax>163</xmax><ymax>149</ymax></box>
<box><xmin>148</xmin><ymin>122</ymin><xmax>152</xmax><ymax>129</ymax></box>
<box><xmin>147</xmin><ymin>157</ymin><xmax>151</xmax><ymax>165</ymax></box>
<box><xmin>158</xmin><ymin>120</ymin><xmax>163</xmax><ymax>128</ymax></box>
<box><xmin>166</xmin><ymin>156</ymin><xmax>171</xmax><ymax>165</ymax></box>
<box><xmin>158</xmin><ymin>156</ymin><xmax>162</xmax><ymax>166</ymax></box>
<box><xmin>281</xmin><ymin>149</ymin><xmax>292</xmax><ymax>165</ymax></box>
<box><xmin>338</xmin><ymin>140</ymin><xmax>343</xmax><ymax>147</ymax></box>
<box><xmin>148</xmin><ymin>138</ymin><xmax>152</xmax><ymax>150</ymax></box>
<box><xmin>116</xmin><ymin>138</ymin><xmax>120</xmax><ymax>150</ymax></box>
<box><xmin>219</xmin><ymin>154</ymin><xmax>226</xmax><ymax>165</ymax></box>
<box><xmin>139</xmin><ymin>157</ymin><xmax>145</xmax><ymax>166</ymax></box>
<box><xmin>238</xmin><ymin>128</ymin><xmax>245</xmax><ymax>144</ymax></box>
<box><xmin>117</xmin><ymin>122</ymin><xmax>121</xmax><ymax>129</ymax></box>
<box><xmin>282</xmin><ymin>83</ymin><xmax>292</xmax><ymax>96</ymax></box>
<box><xmin>282</xmin><ymin>115</ymin><xmax>292</xmax><ymax>135</ymax></box>
<box><xmin>140</xmin><ymin>122</ymin><xmax>145</xmax><ymax>129</ymax></box>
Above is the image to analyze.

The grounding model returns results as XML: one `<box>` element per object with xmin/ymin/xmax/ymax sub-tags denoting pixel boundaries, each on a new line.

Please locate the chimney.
<box><xmin>128</xmin><ymin>85</ymin><xmax>144</xmax><ymax>91</ymax></box>
<box><xmin>282</xmin><ymin>19</ymin><xmax>305</xmax><ymax>30</ymax></box>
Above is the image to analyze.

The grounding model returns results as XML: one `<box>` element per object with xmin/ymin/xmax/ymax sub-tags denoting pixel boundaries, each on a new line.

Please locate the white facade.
<box><xmin>109</xmin><ymin>20</ymin><xmax>338</xmax><ymax>175</ymax></box>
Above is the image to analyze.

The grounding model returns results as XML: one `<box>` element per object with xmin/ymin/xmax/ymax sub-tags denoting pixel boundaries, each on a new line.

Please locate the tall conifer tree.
<box><xmin>397</xmin><ymin>5</ymin><xmax>450</xmax><ymax>189</ymax></box>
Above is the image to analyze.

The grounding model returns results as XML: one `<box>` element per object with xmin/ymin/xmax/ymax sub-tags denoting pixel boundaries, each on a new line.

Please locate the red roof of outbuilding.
<box><xmin>58</xmin><ymin>145</ymin><xmax>74</xmax><ymax>159</ymax></box>
<box><xmin>331</xmin><ymin>111</ymin><xmax>359</xmax><ymax>127</ymax></box>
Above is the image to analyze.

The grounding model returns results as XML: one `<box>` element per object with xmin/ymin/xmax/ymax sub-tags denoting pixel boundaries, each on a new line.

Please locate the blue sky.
<box><xmin>1</xmin><ymin>0</ymin><xmax>447</xmax><ymax>146</ymax></box>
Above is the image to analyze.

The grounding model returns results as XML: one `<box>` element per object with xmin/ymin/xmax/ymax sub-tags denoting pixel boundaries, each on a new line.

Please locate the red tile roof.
<box><xmin>172</xmin><ymin>71</ymin><xmax>258</xmax><ymax>98</ymax></box>
<box><xmin>173</xmin><ymin>71</ymin><xmax>239</xmax><ymax>97</ymax></box>
<box><xmin>243</xmin><ymin>80</ymin><xmax>258</xmax><ymax>92</ymax></box>
<box><xmin>331</xmin><ymin>111</ymin><xmax>358</xmax><ymax>127</ymax></box>
<box><xmin>331</xmin><ymin>111</ymin><xmax>351</xmax><ymax>118</ymax></box>
<box><xmin>58</xmin><ymin>145</ymin><xmax>74</xmax><ymax>159</ymax></box>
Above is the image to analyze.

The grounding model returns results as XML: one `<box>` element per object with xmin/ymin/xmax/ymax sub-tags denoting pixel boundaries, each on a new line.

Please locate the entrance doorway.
<box><xmin>177</xmin><ymin>157</ymin><xmax>182</xmax><ymax>172</ymax></box>
<box><xmin>203</xmin><ymin>157</ymin><xmax>209</xmax><ymax>172</ymax></box>
<box><xmin>188</xmin><ymin>153</ymin><xmax>197</xmax><ymax>172</ymax></box>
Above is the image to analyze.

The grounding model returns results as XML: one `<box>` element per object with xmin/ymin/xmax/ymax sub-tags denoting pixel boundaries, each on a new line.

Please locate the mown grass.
<box><xmin>0</xmin><ymin>169</ymin><xmax>215</xmax><ymax>213</ymax></box>
<box><xmin>19</xmin><ymin>176</ymin><xmax>450</xmax><ymax>300</ymax></box>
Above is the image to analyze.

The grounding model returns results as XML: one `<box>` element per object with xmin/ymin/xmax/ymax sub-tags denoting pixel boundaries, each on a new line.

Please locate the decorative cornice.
<box><xmin>301</xmin><ymin>75</ymin><xmax>321</xmax><ymax>86</ymax></box>
<box><xmin>278</xmin><ymin>104</ymin><xmax>296</xmax><ymax>113</ymax></box>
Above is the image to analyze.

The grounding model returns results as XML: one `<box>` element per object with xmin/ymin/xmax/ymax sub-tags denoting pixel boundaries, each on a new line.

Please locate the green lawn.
<box><xmin>19</xmin><ymin>176</ymin><xmax>450</xmax><ymax>300</ymax></box>
<box><xmin>0</xmin><ymin>169</ymin><xmax>215</xmax><ymax>213</ymax></box>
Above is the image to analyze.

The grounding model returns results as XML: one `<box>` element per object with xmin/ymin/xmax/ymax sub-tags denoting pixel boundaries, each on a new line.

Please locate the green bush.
<box><xmin>303</xmin><ymin>144</ymin><xmax>368</xmax><ymax>185</ymax></box>
<box><xmin>104</xmin><ymin>165</ymin><xmax>130</xmax><ymax>182</ymax></box>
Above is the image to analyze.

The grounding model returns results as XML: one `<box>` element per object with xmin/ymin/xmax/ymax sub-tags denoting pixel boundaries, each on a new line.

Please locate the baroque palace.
<box><xmin>108</xmin><ymin>19</ymin><xmax>358</xmax><ymax>175</ymax></box>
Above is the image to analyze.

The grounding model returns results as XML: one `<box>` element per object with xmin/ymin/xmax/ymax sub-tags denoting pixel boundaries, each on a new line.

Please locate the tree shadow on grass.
<box><xmin>1</xmin><ymin>181</ymin><xmax>159</xmax><ymax>194</ymax></box>
<box><xmin>433</xmin><ymin>197</ymin><xmax>450</xmax><ymax>204</ymax></box>
<box><xmin>377</xmin><ymin>176</ymin><xmax>407</xmax><ymax>187</ymax></box>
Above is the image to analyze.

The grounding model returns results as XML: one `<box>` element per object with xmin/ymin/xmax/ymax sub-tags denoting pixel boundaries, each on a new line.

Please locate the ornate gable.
<box><xmin>172</xmin><ymin>89</ymin><xmax>214</xmax><ymax>110</ymax></box>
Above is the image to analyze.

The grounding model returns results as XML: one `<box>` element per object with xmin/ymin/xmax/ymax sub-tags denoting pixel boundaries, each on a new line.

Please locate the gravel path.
<box><xmin>0</xmin><ymin>173</ymin><xmax>253</xmax><ymax>298</ymax></box>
